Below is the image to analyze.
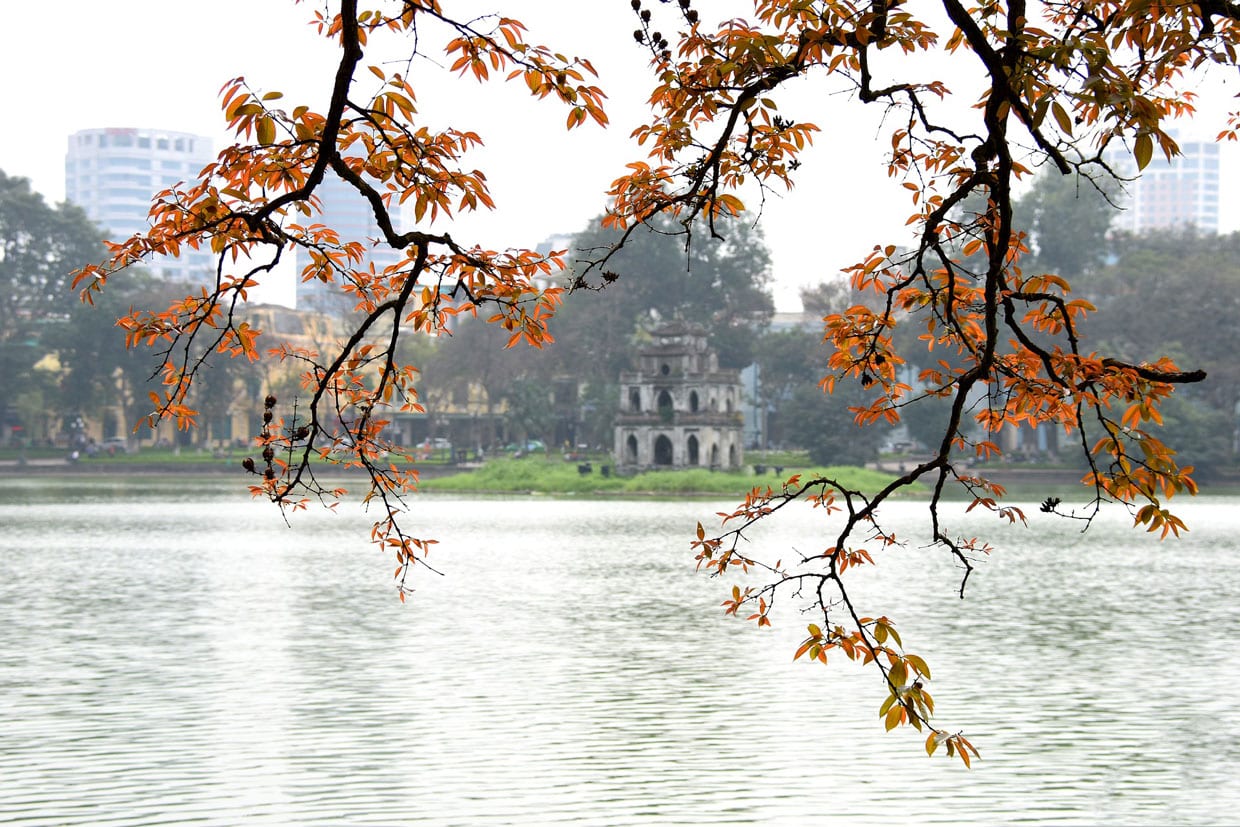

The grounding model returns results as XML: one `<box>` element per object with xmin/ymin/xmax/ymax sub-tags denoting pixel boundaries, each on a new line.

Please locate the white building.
<box><xmin>1112</xmin><ymin>136</ymin><xmax>1222</xmax><ymax>234</ymax></box>
<box><xmin>65</xmin><ymin>127</ymin><xmax>216</xmax><ymax>284</ymax></box>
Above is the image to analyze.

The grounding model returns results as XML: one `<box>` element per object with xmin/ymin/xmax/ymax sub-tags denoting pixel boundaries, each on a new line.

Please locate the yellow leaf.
<box><xmin>905</xmin><ymin>653</ymin><xmax>932</xmax><ymax>679</ymax></box>
<box><xmin>1134</xmin><ymin>133</ymin><xmax>1154</xmax><ymax>171</ymax></box>
<box><xmin>1051</xmin><ymin>101</ymin><xmax>1073</xmax><ymax>136</ymax></box>
<box><xmin>257</xmin><ymin>116</ymin><xmax>276</xmax><ymax>147</ymax></box>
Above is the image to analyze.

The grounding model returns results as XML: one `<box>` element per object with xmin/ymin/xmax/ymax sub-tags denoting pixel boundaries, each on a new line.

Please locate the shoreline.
<box><xmin>3</xmin><ymin>458</ymin><xmax>1236</xmax><ymax>498</ymax></box>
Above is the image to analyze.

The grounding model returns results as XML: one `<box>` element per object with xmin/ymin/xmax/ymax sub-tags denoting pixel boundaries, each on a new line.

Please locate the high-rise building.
<box><xmin>65</xmin><ymin>127</ymin><xmax>216</xmax><ymax>283</ymax></box>
<box><xmin>1112</xmin><ymin>136</ymin><xmax>1222</xmax><ymax>234</ymax></box>
<box><xmin>293</xmin><ymin>169</ymin><xmax>409</xmax><ymax>313</ymax></box>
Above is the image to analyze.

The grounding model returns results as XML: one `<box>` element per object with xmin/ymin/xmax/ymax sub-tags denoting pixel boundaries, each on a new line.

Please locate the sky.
<box><xmin>2</xmin><ymin>1</ymin><xmax>1238</xmax><ymax>311</ymax></box>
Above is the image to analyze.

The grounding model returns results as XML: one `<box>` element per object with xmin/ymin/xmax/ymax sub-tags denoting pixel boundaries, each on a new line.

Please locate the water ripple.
<box><xmin>2</xmin><ymin>484</ymin><xmax>1238</xmax><ymax>824</ymax></box>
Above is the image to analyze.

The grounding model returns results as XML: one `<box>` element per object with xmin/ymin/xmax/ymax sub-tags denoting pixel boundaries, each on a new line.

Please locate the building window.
<box><xmin>687</xmin><ymin>435</ymin><xmax>699</xmax><ymax>466</ymax></box>
<box><xmin>654</xmin><ymin>434</ymin><xmax>673</xmax><ymax>466</ymax></box>
<box><xmin>629</xmin><ymin>388</ymin><xmax>641</xmax><ymax>412</ymax></box>
<box><xmin>657</xmin><ymin>390</ymin><xmax>674</xmax><ymax>422</ymax></box>
<box><xmin>689</xmin><ymin>390</ymin><xmax>699</xmax><ymax>412</ymax></box>
<box><xmin>626</xmin><ymin>434</ymin><xmax>638</xmax><ymax>464</ymax></box>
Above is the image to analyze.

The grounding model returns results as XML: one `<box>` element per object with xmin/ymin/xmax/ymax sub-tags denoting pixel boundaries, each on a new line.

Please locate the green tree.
<box><xmin>52</xmin><ymin>272</ymin><xmax>173</xmax><ymax>437</ymax></box>
<box><xmin>1077</xmin><ymin>229</ymin><xmax>1240</xmax><ymax>473</ymax></box>
<box><xmin>751</xmin><ymin>326</ymin><xmax>821</xmax><ymax>450</ymax></box>
<box><xmin>0</xmin><ymin>171</ymin><xmax>103</xmax><ymax>437</ymax></box>
<box><xmin>1150</xmin><ymin>392</ymin><xmax>1236</xmax><ymax>477</ymax></box>
<box><xmin>1013</xmin><ymin>170</ymin><xmax>1120</xmax><ymax>280</ymax></box>
<box><xmin>503</xmin><ymin>381</ymin><xmax>555</xmax><ymax>449</ymax></box>
<box><xmin>564</xmin><ymin>211</ymin><xmax>774</xmax><ymax>375</ymax></box>
<box><xmin>785</xmin><ymin>379</ymin><xmax>889</xmax><ymax>466</ymax></box>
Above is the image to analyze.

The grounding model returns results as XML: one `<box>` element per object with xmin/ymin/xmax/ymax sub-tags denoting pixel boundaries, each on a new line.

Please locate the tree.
<box><xmin>751</xmin><ymin>322</ymin><xmax>888</xmax><ymax>459</ymax></box>
<box><xmin>0</xmin><ymin>171</ymin><xmax>103</xmax><ymax>439</ymax></box>
<box><xmin>565</xmin><ymin>210</ymin><xmax>774</xmax><ymax>375</ymax></box>
<box><xmin>53</xmin><ymin>272</ymin><xmax>193</xmax><ymax>443</ymax></box>
<box><xmin>786</xmin><ymin>378</ymin><xmax>889</xmax><ymax>466</ymax></box>
<box><xmin>1078</xmin><ymin>229</ymin><xmax>1240</xmax><ymax>473</ymax></box>
<box><xmin>751</xmin><ymin>327</ymin><xmax>819</xmax><ymax>451</ymax></box>
<box><xmin>1011</xmin><ymin>168</ymin><xmax>1119</xmax><ymax>280</ymax></box>
<box><xmin>75</xmin><ymin>1</ymin><xmax>1234</xmax><ymax>764</ymax></box>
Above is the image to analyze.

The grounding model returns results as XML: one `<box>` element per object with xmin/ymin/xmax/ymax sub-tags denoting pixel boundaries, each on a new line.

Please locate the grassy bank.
<box><xmin>418</xmin><ymin>456</ymin><xmax>906</xmax><ymax>496</ymax></box>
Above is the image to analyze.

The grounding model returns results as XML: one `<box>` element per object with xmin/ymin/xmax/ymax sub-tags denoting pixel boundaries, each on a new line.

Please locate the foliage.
<box><xmin>501</xmin><ymin>380</ymin><xmax>556</xmax><ymax>447</ymax></box>
<box><xmin>785</xmin><ymin>380</ymin><xmax>889</xmax><ymax>467</ymax></box>
<box><xmin>52</xmin><ymin>273</ymin><xmax>195</xmax><ymax>440</ymax></box>
<box><xmin>1012</xmin><ymin>169</ymin><xmax>1119</xmax><ymax>280</ymax></box>
<box><xmin>751</xmin><ymin>327</ymin><xmax>820</xmax><ymax>450</ymax></box>
<box><xmin>76</xmin><ymin>0</ymin><xmax>1233</xmax><ymax>762</ymax></box>
<box><xmin>1145</xmin><ymin>392</ymin><xmax>1236</xmax><ymax>477</ymax></box>
<box><xmin>0</xmin><ymin>171</ymin><xmax>104</xmax><ymax>436</ymax></box>
<box><xmin>1082</xmin><ymin>229</ymin><xmax>1240</xmax><ymax>419</ymax></box>
<box><xmin>420</xmin><ymin>455</ymin><xmax>901</xmax><ymax>496</ymax></box>
<box><xmin>564</xmin><ymin>210</ymin><xmax>774</xmax><ymax>373</ymax></box>
<box><xmin>752</xmin><ymin>324</ymin><xmax>888</xmax><ymax>462</ymax></box>
<box><xmin>1043</xmin><ymin>228</ymin><xmax>1240</xmax><ymax>478</ymax></box>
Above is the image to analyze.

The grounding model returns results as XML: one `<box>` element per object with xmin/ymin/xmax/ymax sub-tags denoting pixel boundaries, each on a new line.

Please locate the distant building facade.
<box><xmin>65</xmin><ymin>127</ymin><xmax>216</xmax><ymax>283</ymax></box>
<box><xmin>614</xmin><ymin>323</ymin><xmax>745</xmax><ymax>471</ymax></box>
<box><xmin>292</xmin><ymin>167</ymin><xmax>409</xmax><ymax>313</ymax></box>
<box><xmin>1112</xmin><ymin>136</ymin><xmax>1222</xmax><ymax>234</ymax></box>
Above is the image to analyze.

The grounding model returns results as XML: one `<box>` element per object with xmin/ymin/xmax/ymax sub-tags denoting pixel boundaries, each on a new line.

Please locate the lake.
<box><xmin>1</xmin><ymin>477</ymin><xmax>1238</xmax><ymax>825</ymax></box>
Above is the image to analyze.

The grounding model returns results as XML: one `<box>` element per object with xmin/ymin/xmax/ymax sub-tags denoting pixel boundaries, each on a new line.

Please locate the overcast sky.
<box><xmin>3</xmin><ymin>1</ymin><xmax>1237</xmax><ymax>310</ymax></box>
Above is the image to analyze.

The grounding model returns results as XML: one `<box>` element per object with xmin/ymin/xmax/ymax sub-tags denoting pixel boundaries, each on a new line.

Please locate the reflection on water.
<box><xmin>1</xmin><ymin>478</ymin><xmax>1238</xmax><ymax>825</ymax></box>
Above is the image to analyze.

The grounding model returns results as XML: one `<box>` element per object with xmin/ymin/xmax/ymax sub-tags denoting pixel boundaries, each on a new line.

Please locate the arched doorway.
<box><xmin>710</xmin><ymin>443</ymin><xmax>719</xmax><ymax>467</ymax></box>
<box><xmin>626</xmin><ymin>434</ymin><xmax>639</xmax><ymax>464</ymax></box>
<box><xmin>728</xmin><ymin>444</ymin><xmax>737</xmax><ymax>467</ymax></box>
<box><xmin>687</xmin><ymin>434</ymin><xmax>699</xmax><ymax>465</ymax></box>
<box><xmin>654</xmin><ymin>434</ymin><xmax>673</xmax><ymax>466</ymax></box>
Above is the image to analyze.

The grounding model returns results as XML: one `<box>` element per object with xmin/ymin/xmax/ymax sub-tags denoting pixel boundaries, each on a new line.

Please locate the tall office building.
<box><xmin>292</xmin><ymin>167</ymin><xmax>409</xmax><ymax>313</ymax></box>
<box><xmin>1112</xmin><ymin>136</ymin><xmax>1222</xmax><ymax>234</ymax></box>
<box><xmin>65</xmin><ymin>127</ymin><xmax>216</xmax><ymax>283</ymax></box>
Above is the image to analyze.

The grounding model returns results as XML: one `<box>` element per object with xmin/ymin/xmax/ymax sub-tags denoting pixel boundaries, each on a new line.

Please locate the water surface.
<box><xmin>2</xmin><ymin>478</ymin><xmax>1237</xmax><ymax>825</ymax></box>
